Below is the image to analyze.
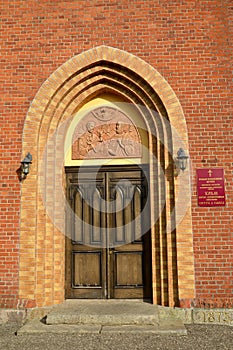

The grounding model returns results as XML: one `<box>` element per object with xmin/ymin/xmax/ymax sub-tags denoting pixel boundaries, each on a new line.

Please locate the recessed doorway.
<box><xmin>65</xmin><ymin>165</ymin><xmax>152</xmax><ymax>300</ymax></box>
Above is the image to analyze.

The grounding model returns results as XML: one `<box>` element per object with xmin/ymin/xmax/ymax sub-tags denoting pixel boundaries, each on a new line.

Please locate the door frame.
<box><xmin>65</xmin><ymin>164</ymin><xmax>152</xmax><ymax>300</ymax></box>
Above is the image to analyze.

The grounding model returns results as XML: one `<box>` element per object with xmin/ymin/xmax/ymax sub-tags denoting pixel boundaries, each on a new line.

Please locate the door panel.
<box><xmin>115</xmin><ymin>252</ymin><xmax>143</xmax><ymax>286</ymax></box>
<box><xmin>66</xmin><ymin>173</ymin><xmax>106</xmax><ymax>298</ymax></box>
<box><xmin>73</xmin><ymin>251</ymin><xmax>102</xmax><ymax>287</ymax></box>
<box><xmin>65</xmin><ymin>166</ymin><xmax>151</xmax><ymax>300</ymax></box>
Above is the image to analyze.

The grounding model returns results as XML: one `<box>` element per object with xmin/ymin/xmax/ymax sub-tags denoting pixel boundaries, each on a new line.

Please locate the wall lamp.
<box><xmin>174</xmin><ymin>148</ymin><xmax>189</xmax><ymax>175</ymax></box>
<box><xmin>20</xmin><ymin>153</ymin><xmax>32</xmax><ymax>180</ymax></box>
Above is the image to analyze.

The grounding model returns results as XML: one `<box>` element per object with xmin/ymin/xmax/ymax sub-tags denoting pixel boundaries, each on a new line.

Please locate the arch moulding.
<box><xmin>20</xmin><ymin>45</ymin><xmax>195</xmax><ymax>308</ymax></box>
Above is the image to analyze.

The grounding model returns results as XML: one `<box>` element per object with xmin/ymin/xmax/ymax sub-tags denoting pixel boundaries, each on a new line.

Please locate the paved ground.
<box><xmin>0</xmin><ymin>323</ymin><xmax>232</xmax><ymax>350</ymax></box>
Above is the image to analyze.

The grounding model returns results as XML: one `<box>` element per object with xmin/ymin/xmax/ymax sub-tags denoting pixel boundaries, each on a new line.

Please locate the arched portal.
<box><xmin>64</xmin><ymin>100</ymin><xmax>152</xmax><ymax>300</ymax></box>
<box><xmin>20</xmin><ymin>46</ymin><xmax>195</xmax><ymax>308</ymax></box>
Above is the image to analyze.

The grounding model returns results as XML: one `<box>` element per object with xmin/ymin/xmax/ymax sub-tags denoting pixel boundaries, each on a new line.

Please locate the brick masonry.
<box><xmin>0</xmin><ymin>0</ymin><xmax>232</xmax><ymax>309</ymax></box>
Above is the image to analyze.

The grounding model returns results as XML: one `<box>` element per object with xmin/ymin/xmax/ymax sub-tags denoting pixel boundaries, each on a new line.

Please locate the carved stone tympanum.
<box><xmin>72</xmin><ymin>107</ymin><xmax>142</xmax><ymax>160</ymax></box>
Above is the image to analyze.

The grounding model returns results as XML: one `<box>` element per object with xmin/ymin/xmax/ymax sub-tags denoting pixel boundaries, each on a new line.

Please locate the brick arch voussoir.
<box><xmin>25</xmin><ymin>51</ymin><xmax>182</xmax><ymax>165</ymax></box>
<box><xmin>37</xmin><ymin>74</ymin><xmax>159</xmax><ymax>148</ymax></box>
<box><xmin>48</xmin><ymin>76</ymin><xmax>162</xmax><ymax>150</ymax></box>
<box><xmin>20</xmin><ymin>46</ymin><xmax>193</xmax><ymax>307</ymax></box>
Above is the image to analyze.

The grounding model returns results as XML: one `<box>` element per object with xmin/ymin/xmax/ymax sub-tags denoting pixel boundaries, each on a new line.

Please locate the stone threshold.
<box><xmin>16</xmin><ymin>318</ymin><xmax>187</xmax><ymax>336</ymax></box>
<box><xmin>1</xmin><ymin>302</ymin><xmax>233</xmax><ymax>328</ymax></box>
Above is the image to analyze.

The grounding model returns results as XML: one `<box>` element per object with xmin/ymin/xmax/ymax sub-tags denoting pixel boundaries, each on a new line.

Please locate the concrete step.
<box><xmin>16</xmin><ymin>300</ymin><xmax>187</xmax><ymax>336</ymax></box>
<box><xmin>46</xmin><ymin>300</ymin><xmax>159</xmax><ymax>326</ymax></box>
<box><xmin>17</xmin><ymin>319</ymin><xmax>187</xmax><ymax>336</ymax></box>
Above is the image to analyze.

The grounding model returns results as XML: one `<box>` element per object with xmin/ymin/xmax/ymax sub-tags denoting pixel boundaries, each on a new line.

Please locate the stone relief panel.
<box><xmin>72</xmin><ymin>107</ymin><xmax>142</xmax><ymax>160</ymax></box>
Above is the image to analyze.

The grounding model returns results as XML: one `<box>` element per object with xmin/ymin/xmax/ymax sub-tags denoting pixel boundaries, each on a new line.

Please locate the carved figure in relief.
<box><xmin>78</xmin><ymin>121</ymin><xmax>98</xmax><ymax>156</ymax></box>
<box><xmin>72</xmin><ymin>106</ymin><xmax>142</xmax><ymax>160</ymax></box>
<box><xmin>92</xmin><ymin>107</ymin><xmax>114</xmax><ymax>121</ymax></box>
<box><xmin>108</xmin><ymin>122</ymin><xmax>134</xmax><ymax>156</ymax></box>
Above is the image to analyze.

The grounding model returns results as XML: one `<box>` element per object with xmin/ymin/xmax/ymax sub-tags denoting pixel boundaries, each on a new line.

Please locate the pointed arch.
<box><xmin>20</xmin><ymin>46</ymin><xmax>194</xmax><ymax>307</ymax></box>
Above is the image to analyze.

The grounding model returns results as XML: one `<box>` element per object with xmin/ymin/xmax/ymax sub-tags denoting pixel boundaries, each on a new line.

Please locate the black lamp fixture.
<box><xmin>20</xmin><ymin>153</ymin><xmax>32</xmax><ymax>180</ymax></box>
<box><xmin>176</xmin><ymin>148</ymin><xmax>189</xmax><ymax>172</ymax></box>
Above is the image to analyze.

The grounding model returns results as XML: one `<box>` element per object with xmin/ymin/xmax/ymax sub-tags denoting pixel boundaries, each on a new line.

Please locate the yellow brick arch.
<box><xmin>20</xmin><ymin>46</ymin><xmax>194</xmax><ymax>308</ymax></box>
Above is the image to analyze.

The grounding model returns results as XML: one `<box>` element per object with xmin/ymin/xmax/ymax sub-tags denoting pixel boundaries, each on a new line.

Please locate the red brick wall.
<box><xmin>0</xmin><ymin>0</ymin><xmax>232</xmax><ymax>308</ymax></box>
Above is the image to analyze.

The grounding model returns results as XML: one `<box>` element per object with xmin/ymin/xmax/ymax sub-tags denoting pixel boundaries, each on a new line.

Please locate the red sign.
<box><xmin>197</xmin><ymin>168</ymin><xmax>226</xmax><ymax>207</ymax></box>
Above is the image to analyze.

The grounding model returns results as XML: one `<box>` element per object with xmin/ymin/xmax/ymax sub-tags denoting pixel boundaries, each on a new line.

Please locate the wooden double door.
<box><xmin>65</xmin><ymin>166</ymin><xmax>151</xmax><ymax>299</ymax></box>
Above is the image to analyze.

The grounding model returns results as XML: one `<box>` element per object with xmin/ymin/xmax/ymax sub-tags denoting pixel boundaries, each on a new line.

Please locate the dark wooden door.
<box><xmin>65</xmin><ymin>166</ymin><xmax>151</xmax><ymax>299</ymax></box>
